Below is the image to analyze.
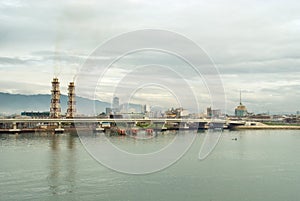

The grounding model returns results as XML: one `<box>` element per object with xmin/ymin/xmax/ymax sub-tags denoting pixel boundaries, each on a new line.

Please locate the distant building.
<box><xmin>165</xmin><ymin>108</ymin><xmax>177</xmax><ymax>118</ymax></box>
<box><xmin>248</xmin><ymin>114</ymin><xmax>271</xmax><ymax>121</ymax></box>
<box><xmin>165</xmin><ymin>107</ymin><xmax>189</xmax><ymax>118</ymax></box>
<box><xmin>143</xmin><ymin>104</ymin><xmax>150</xmax><ymax>114</ymax></box>
<box><xmin>178</xmin><ymin>108</ymin><xmax>189</xmax><ymax>118</ymax></box>
<box><xmin>21</xmin><ymin>111</ymin><xmax>50</xmax><ymax>118</ymax></box>
<box><xmin>105</xmin><ymin>107</ymin><xmax>112</xmax><ymax>115</ymax></box>
<box><xmin>207</xmin><ymin>107</ymin><xmax>221</xmax><ymax>118</ymax></box>
<box><xmin>235</xmin><ymin>91</ymin><xmax>248</xmax><ymax>117</ymax></box>
<box><xmin>109</xmin><ymin>114</ymin><xmax>123</xmax><ymax>119</ymax></box>
<box><xmin>98</xmin><ymin>112</ymin><xmax>107</xmax><ymax>118</ymax></box>
<box><xmin>235</xmin><ymin>105</ymin><xmax>247</xmax><ymax>117</ymax></box>
<box><xmin>112</xmin><ymin>97</ymin><xmax>120</xmax><ymax>113</ymax></box>
<box><xmin>151</xmin><ymin>110</ymin><xmax>163</xmax><ymax>118</ymax></box>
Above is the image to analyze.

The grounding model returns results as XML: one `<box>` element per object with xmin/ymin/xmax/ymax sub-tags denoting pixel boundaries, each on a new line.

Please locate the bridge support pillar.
<box><xmin>12</xmin><ymin>122</ymin><xmax>17</xmax><ymax>130</ymax></box>
<box><xmin>54</xmin><ymin>121</ymin><xmax>64</xmax><ymax>133</ymax></box>
<box><xmin>8</xmin><ymin>122</ymin><xmax>21</xmax><ymax>133</ymax></box>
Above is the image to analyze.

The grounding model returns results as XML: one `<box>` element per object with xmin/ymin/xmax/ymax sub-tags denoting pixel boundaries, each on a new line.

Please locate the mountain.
<box><xmin>0</xmin><ymin>92</ymin><xmax>110</xmax><ymax>115</ymax></box>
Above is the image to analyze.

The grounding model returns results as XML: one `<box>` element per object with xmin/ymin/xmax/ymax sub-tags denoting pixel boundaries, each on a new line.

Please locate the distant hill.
<box><xmin>0</xmin><ymin>92</ymin><xmax>110</xmax><ymax>115</ymax></box>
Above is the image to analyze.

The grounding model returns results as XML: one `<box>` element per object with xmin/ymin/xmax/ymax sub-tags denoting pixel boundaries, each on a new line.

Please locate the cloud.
<box><xmin>1</xmin><ymin>0</ymin><xmax>300</xmax><ymax>114</ymax></box>
<box><xmin>0</xmin><ymin>56</ymin><xmax>39</xmax><ymax>65</ymax></box>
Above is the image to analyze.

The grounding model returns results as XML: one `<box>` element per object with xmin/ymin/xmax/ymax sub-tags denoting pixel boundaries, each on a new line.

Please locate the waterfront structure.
<box><xmin>235</xmin><ymin>91</ymin><xmax>248</xmax><ymax>117</ymax></box>
<box><xmin>66</xmin><ymin>82</ymin><xmax>76</xmax><ymax>118</ymax></box>
<box><xmin>21</xmin><ymin>111</ymin><xmax>50</xmax><ymax>118</ymax></box>
<box><xmin>50</xmin><ymin>78</ymin><xmax>61</xmax><ymax>118</ymax></box>
<box><xmin>0</xmin><ymin>117</ymin><xmax>227</xmax><ymax>133</ymax></box>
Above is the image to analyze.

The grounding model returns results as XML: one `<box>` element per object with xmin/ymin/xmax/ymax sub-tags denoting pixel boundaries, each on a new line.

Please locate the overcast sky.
<box><xmin>1</xmin><ymin>0</ymin><xmax>300</xmax><ymax>114</ymax></box>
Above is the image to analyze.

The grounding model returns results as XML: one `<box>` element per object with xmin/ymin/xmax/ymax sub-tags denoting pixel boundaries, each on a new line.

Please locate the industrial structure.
<box><xmin>50</xmin><ymin>78</ymin><xmax>61</xmax><ymax>118</ymax></box>
<box><xmin>66</xmin><ymin>82</ymin><xmax>76</xmax><ymax>118</ymax></box>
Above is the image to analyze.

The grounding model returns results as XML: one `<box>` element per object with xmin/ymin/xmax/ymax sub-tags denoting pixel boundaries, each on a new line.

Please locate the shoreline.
<box><xmin>1</xmin><ymin>125</ymin><xmax>300</xmax><ymax>134</ymax></box>
<box><xmin>231</xmin><ymin>126</ymin><xmax>300</xmax><ymax>130</ymax></box>
<box><xmin>230</xmin><ymin>122</ymin><xmax>300</xmax><ymax>130</ymax></box>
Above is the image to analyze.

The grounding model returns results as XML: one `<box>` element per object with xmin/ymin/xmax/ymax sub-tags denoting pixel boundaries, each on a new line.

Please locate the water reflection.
<box><xmin>48</xmin><ymin>134</ymin><xmax>77</xmax><ymax>195</ymax></box>
<box><xmin>66</xmin><ymin>134</ymin><xmax>76</xmax><ymax>193</ymax></box>
<box><xmin>1</xmin><ymin>130</ymin><xmax>300</xmax><ymax>201</ymax></box>
<box><xmin>48</xmin><ymin>135</ymin><xmax>61</xmax><ymax>195</ymax></box>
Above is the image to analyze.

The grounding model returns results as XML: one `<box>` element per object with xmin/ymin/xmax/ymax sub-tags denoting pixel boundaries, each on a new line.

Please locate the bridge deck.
<box><xmin>0</xmin><ymin>118</ymin><xmax>225</xmax><ymax>123</ymax></box>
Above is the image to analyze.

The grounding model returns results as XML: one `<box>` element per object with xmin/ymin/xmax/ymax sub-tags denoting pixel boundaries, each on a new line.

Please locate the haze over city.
<box><xmin>1</xmin><ymin>0</ymin><xmax>300</xmax><ymax>114</ymax></box>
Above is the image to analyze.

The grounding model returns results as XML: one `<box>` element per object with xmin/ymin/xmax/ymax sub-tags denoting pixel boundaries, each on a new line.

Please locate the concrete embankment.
<box><xmin>232</xmin><ymin>122</ymin><xmax>300</xmax><ymax>130</ymax></box>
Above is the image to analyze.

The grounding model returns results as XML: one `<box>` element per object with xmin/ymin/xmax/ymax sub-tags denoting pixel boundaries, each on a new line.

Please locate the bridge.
<box><xmin>0</xmin><ymin>118</ymin><xmax>226</xmax><ymax>133</ymax></box>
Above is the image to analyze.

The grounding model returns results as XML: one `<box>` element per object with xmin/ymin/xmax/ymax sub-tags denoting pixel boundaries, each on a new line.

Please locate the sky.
<box><xmin>1</xmin><ymin>0</ymin><xmax>300</xmax><ymax>114</ymax></box>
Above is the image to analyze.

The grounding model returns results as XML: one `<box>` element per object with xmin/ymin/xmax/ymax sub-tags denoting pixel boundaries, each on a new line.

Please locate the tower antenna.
<box><xmin>240</xmin><ymin>90</ymin><xmax>242</xmax><ymax>105</ymax></box>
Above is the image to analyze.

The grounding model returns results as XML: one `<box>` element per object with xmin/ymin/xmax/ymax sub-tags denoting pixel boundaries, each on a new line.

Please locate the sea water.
<box><xmin>0</xmin><ymin>130</ymin><xmax>300</xmax><ymax>201</ymax></box>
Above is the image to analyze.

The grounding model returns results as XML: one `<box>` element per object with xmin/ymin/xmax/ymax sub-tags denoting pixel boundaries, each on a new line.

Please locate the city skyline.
<box><xmin>1</xmin><ymin>0</ymin><xmax>300</xmax><ymax>114</ymax></box>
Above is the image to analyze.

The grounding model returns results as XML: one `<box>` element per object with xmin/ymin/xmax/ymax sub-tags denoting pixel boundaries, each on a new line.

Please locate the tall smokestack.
<box><xmin>66</xmin><ymin>82</ymin><xmax>76</xmax><ymax>118</ymax></box>
<box><xmin>50</xmin><ymin>78</ymin><xmax>61</xmax><ymax>118</ymax></box>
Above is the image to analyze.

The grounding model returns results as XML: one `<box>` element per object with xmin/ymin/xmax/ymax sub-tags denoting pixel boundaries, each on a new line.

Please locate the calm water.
<box><xmin>1</xmin><ymin>130</ymin><xmax>300</xmax><ymax>201</ymax></box>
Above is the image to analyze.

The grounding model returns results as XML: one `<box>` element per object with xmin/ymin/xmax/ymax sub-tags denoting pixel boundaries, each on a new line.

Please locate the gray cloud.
<box><xmin>0</xmin><ymin>56</ymin><xmax>40</xmax><ymax>65</ymax></box>
<box><xmin>1</xmin><ymin>0</ymin><xmax>300</xmax><ymax>114</ymax></box>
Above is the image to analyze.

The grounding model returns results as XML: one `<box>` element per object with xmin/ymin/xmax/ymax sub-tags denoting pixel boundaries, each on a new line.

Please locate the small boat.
<box><xmin>54</xmin><ymin>128</ymin><xmax>64</xmax><ymax>134</ymax></box>
<box><xmin>146</xmin><ymin>128</ymin><xmax>153</xmax><ymax>135</ymax></box>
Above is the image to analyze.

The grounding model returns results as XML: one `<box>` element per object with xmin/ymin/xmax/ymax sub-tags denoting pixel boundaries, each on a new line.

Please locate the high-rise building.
<box><xmin>143</xmin><ymin>104</ymin><xmax>150</xmax><ymax>114</ymax></box>
<box><xmin>112</xmin><ymin>97</ymin><xmax>120</xmax><ymax>113</ymax></box>
<box><xmin>106</xmin><ymin>107</ymin><xmax>112</xmax><ymax>115</ymax></box>
<box><xmin>50</xmin><ymin>78</ymin><xmax>61</xmax><ymax>118</ymax></box>
<box><xmin>66</xmin><ymin>82</ymin><xmax>76</xmax><ymax>118</ymax></box>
